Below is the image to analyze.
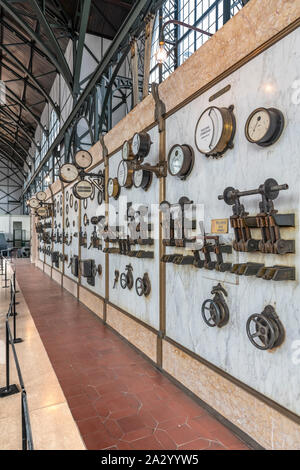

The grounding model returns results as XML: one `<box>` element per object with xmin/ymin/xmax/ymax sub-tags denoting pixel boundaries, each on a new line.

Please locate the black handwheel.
<box><xmin>127</xmin><ymin>270</ymin><xmax>134</xmax><ymax>290</ymax></box>
<box><xmin>120</xmin><ymin>272</ymin><xmax>127</xmax><ymax>289</ymax></box>
<box><xmin>201</xmin><ymin>299</ymin><xmax>221</xmax><ymax>327</ymax></box>
<box><xmin>135</xmin><ymin>277</ymin><xmax>144</xmax><ymax>296</ymax></box>
<box><xmin>246</xmin><ymin>313</ymin><xmax>277</xmax><ymax>350</ymax></box>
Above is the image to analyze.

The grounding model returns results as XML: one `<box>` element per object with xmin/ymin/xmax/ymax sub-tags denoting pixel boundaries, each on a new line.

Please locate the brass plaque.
<box><xmin>211</xmin><ymin>218</ymin><xmax>228</xmax><ymax>234</ymax></box>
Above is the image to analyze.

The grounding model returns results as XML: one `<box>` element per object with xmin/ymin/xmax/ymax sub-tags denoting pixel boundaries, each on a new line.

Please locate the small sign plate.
<box><xmin>211</xmin><ymin>218</ymin><xmax>228</xmax><ymax>234</ymax></box>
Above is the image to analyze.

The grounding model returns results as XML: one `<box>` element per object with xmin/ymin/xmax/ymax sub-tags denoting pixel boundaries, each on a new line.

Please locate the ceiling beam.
<box><xmin>0</xmin><ymin>151</ymin><xmax>27</xmax><ymax>177</ymax></box>
<box><xmin>0</xmin><ymin>107</ymin><xmax>39</xmax><ymax>150</ymax></box>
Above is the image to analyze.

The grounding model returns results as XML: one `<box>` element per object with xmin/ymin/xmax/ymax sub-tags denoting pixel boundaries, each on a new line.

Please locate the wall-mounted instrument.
<box><xmin>167</xmin><ymin>144</ymin><xmax>194</xmax><ymax>180</ymax></box>
<box><xmin>107</xmin><ymin>177</ymin><xmax>120</xmax><ymax>199</ymax></box>
<box><xmin>195</xmin><ymin>105</ymin><xmax>235</xmax><ymax>158</ymax></box>
<box><xmin>201</xmin><ymin>283</ymin><xmax>229</xmax><ymax>328</ymax></box>
<box><xmin>245</xmin><ymin>108</ymin><xmax>284</xmax><ymax>147</ymax></box>
<box><xmin>117</xmin><ymin>160</ymin><xmax>134</xmax><ymax>188</ymax></box>
<box><xmin>120</xmin><ymin>264</ymin><xmax>134</xmax><ymax>290</ymax></box>
<box><xmin>135</xmin><ymin>273</ymin><xmax>151</xmax><ymax>297</ymax></box>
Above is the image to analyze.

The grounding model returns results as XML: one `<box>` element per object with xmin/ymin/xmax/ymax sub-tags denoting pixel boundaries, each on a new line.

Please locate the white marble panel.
<box><xmin>63</xmin><ymin>183</ymin><xmax>79</xmax><ymax>282</ymax></box>
<box><xmin>165</xmin><ymin>28</ymin><xmax>300</xmax><ymax>416</ymax></box>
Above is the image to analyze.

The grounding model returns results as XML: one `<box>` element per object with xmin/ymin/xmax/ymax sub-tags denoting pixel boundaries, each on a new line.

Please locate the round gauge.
<box><xmin>133</xmin><ymin>169</ymin><xmax>152</xmax><ymax>190</ymax></box>
<box><xmin>36</xmin><ymin>190</ymin><xmax>47</xmax><ymax>202</ymax></box>
<box><xmin>107</xmin><ymin>177</ymin><xmax>120</xmax><ymax>199</ymax></box>
<box><xmin>66</xmin><ymin>204</ymin><xmax>69</xmax><ymax>215</ymax></box>
<box><xmin>122</xmin><ymin>140</ymin><xmax>134</xmax><ymax>160</ymax></box>
<box><xmin>98</xmin><ymin>190</ymin><xmax>103</xmax><ymax>206</ymax></box>
<box><xmin>195</xmin><ymin>106</ymin><xmax>235</xmax><ymax>158</ymax></box>
<box><xmin>74</xmin><ymin>149</ymin><xmax>93</xmax><ymax>169</ymax></box>
<box><xmin>69</xmin><ymin>193</ymin><xmax>73</xmax><ymax>208</ymax></box>
<box><xmin>83</xmin><ymin>198</ymin><xmax>88</xmax><ymax>210</ymax></box>
<box><xmin>28</xmin><ymin>197</ymin><xmax>39</xmax><ymax>209</ymax></box>
<box><xmin>66</xmin><ymin>192</ymin><xmax>69</xmax><ymax>202</ymax></box>
<box><xmin>59</xmin><ymin>163</ymin><xmax>79</xmax><ymax>183</ymax></box>
<box><xmin>73</xmin><ymin>180</ymin><xmax>93</xmax><ymax>199</ymax></box>
<box><xmin>74</xmin><ymin>200</ymin><xmax>78</xmax><ymax>212</ymax></box>
<box><xmin>66</xmin><ymin>217</ymin><xmax>70</xmax><ymax>228</ymax></box>
<box><xmin>83</xmin><ymin>214</ymin><xmax>89</xmax><ymax>226</ymax></box>
<box><xmin>168</xmin><ymin>144</ymin><xmax>194</xmax><ymax>180</ymax></box>
<box><xmin>245</xmin><ymin>107</ymin><xmax>284</xmax><ymax>147</ymax></box>
<box><xmin>117</xmin><ymin>160</ymin><xmax>133</xmax><ymax>188</ymax></box>
<box><xmin>36</xmin><ymin>206</ymin><xmax>48</xmax><ymax>217</ymax></box>
<box><xmin>132</xmin><ymin>132</ymin><xmax>152</xmax><ymax>158</ymax></box>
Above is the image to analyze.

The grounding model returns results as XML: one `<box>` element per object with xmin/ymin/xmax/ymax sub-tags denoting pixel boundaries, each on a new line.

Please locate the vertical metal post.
<box><xmin>0</xmin><ymin>321</ymin><xmax>19</xmax><ymax>397</ymax></box>
<box><xmin>223</xmin><ymin>0</ymin><xmax>231</xmax><ymax>24</ymax></box>
<box><xmin>3</xmin><ymin>259</ymin><xmax>9</xmax><ymax>288</ymax></box>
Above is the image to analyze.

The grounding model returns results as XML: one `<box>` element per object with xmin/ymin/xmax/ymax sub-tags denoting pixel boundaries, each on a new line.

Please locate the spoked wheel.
<box><xmin>201</xmin><ymin>299</ymin><xmax>222</xmax><ymax>327</ymax></box>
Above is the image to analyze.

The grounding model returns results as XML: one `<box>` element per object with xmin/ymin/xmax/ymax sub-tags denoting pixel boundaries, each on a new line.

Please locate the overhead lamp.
<box><xmin>155</xmin><ymin>20</ymin><xmax>213</xmax><ymax>65</ymax></box>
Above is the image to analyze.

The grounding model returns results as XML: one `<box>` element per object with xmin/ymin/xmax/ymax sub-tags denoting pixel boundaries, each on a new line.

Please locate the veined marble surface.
<box><xmin>79</xmin><ymin>162</ymin><xmax>106</xmax><ymax>298</ymax></box>
<box><xmin>52</xmin><ymin>192</ymin><xmax>63</xmax><ymax>273</ymax></box>
<box><xmin>165</xmin><ymin>27</ymin><xmax>300</xmax><ymax>416</ymax></box>
<box><xmin>64</xmin><ymin>182</ymin><xmax>79</xmax><ymax>282</ymax></box>
<box><xmin>108</xmin><ymin>126</ymin><xmax>160</xmax><ymax>330</ymax></box>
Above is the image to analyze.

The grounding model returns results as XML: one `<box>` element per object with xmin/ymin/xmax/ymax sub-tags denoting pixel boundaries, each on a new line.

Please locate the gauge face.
<box><xmin>117</xmin><ymin>160</ymin><xmax>128</xmax><ymax>187</ymax></box>
<box><xmin>36</xmin><ymin>206</ymin><xmax>47</xmax><ymax>217</ymax></box>
<box><xmin>28</xmin><ymin>197</ymin><xmax>39</xmax><ymax>209</ymax></box>
<box><xmin>74</xmin><ymin>150</ymin><xmax>93</xmax><ymax>169</ymax></box>
<box><xmin>195</xmin><ymin>106</ymin><xmax>235</xmax><ymax>157</ymax></box>
<box><xmin>133</xmin><ymin>169</ymin><xmax>144</xmax><ymax>188</ymax></box>
<box><xmin>107</xmin><ymin>177</ymin><xmax>119</xmax><ymax>199</ymax></box>
<box><xmin>122</xmin><ymin>140</ymin><xmax>130</xmax><ymax>160</ymax></box>
<box><xmin>69</xmin><ymin>193</ymin><xmax>73</xmax><ymax>208</ymax></box>
<box><xmin>168</xmin><ymin>145</ymin><xmax>184</xmax><ymax>175</ymax></box>
<box><xmin>245</xmin><ymin>108</ymin><xmax>284</xmax><ymax>146</ymax></box>
<box><xmin>132</xmin><ymin>133</ymin><xmax>140</xmax><ymax>156</ymax></box>
<box><xmin>73</xmin><ymin>180</ymin><xmax>93</xmax><ymax>199</ymax></box>
<box><xmin>36</xmin><ymin>190</ymin><xmax>47</xmax><ymax>202</ymax></box>
<box><xmin>168</xmin><ymin>144</ymin><xmax>194</xmax><ymax>179</ymax></box>
<box><xmin>246</xmin><ymin>109</ymin><xmax>270</xmax><ymax>142</ymax></box>
<box><xmin>133</xmin><ymin>169</ymin><xmax>152</xmax><ymax>190</ymax></box>
<box><xmin>59</xmin><ymin>163</ymin><xmax>79</xmax><ymax>183</ymax></box>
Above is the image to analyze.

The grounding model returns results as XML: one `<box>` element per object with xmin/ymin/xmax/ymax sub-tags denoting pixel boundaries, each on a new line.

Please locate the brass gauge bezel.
<box><xmin>133</xmin><ymin>168</ymin><xmax>152</xmax><ymax>191</ymax></box>
<box><xmin>107</xmin><ymin>177</ymin><xmax>120</xmax><ymax>199</ymax></box>
<box><xmin>36</xmin><ymin>206</ymin><xmax>48</xmax><ymax>217</ymax></box>
<box><xmin>59</xmin><ymin>163</ymin><xmax>79</xmax><ymax>183</ymax></box>
<box><xmin>73</xmin><ymin>179</ymin><xmax>93</xmax><ymax>200</ymax></box>
<box><xmin>117</xmin><ymin>160</ymin><xmax>134</xmax><ymax>188</ymax></box>
<box><xmin>36</xmin><ymin>190</ymin><xmax>47</xmax><ymax>202</ymax></box>
<box><xmin>132</xmin><ymin>132</ymin><xmax>152</xmax><ymax>159</ymax></box>
<box><xmin>28</xmin><ymin>197</ymin><xmax>39</xmax><ymax>209</ymax></box>
<box><xmin>74</xmin><ymin>149</ymin><xmax>93</xmax><ymax>169</ymax></box>
<box><xmin>195</xmin><ymin>105</ymin><xmax>236</xmax><ymax>158</ymax></box>
<box><xmin>83</xmin><ymin>213</ymin><xmax>89</xmax><ymax>226</ymax></box>
<box><xmin>245</xmin><ymin>107</ymin><xmax>285</xmax><ymax>147</ymax></box>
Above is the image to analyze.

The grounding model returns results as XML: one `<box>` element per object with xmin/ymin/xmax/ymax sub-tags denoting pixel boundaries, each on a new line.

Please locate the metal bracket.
<box><xmin>151</xmin><ymin>82</ymin><xmax>166</xmax><ymax>132</ymax></box>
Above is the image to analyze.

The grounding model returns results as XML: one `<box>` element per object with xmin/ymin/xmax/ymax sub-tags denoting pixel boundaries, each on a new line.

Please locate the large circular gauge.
<box><xmin>195</xmin><ymin>106</ymin><xmax>235</xmax><ymax>158</ymax></box>
<box><xmin>36</xmin><ymin>190</ymin><xmax>47</xmax><ymax>202</ymax></box>
<box><xmin>132</xmin><ymin>132</ymin><xmax>152</xmax><ymax>159</ymax></box>
<box><xmin>122</xmin><ymin>140</ymin><xmax>134</xmax><ymax>161</ymax></box>
<box><xmin>74</xmin><ymin>149</ymin><xmax>93</xmax><ymax>169</ymax></box>
<box><xmin>245</xmin><ymin>108</ymin><xmax>284</xmax><ymax>147</ymax></box>
<box><xmin>168</xmin><ymin>144</ymin><xmax>194</xmax><ymax>180</ymax></box>
<box><xmin>59</xmin><ymin>163</ymin><xmax>79</xmax><ymax>183</ymax></box>
<box><xmin>117</xmin><ymin>160</ymin><xmax>133</xmax><ymax>188</ymax></box>
<box><xmin>133</xmin><ymin>169</ymin><xmax>152</xmax><ymax>190</ymax></box>
<box><xmin>36</xmin><ymin>206</ymin><xmax>48</xmax><ymax>217</ymax></box>
<box><xmin>28</xmin><ymin>197</ymin><xmax>39</xmax><ymax>209</ymax></box>
<box><xmin>107</xmin><ymin>177</ymin><xmax>120</xmax><ymax>199</ymax></box>
<box><xmin>73</xmin><ymin>180</ymin><xmax>93</xmax><ymax>199</ymax></box>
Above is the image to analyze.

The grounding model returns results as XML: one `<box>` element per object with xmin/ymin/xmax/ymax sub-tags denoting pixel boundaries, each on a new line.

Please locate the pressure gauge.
<box><xmin>69</xmin><ymin>193</ymin><xmax>73</xmax><ymax>208</ymax></box>
<box><xmin>117</xmin><ymin>160</ymin><xmax>133</xmax><ymax>188</ymax></box>
<box><xmin>168</xmin><ymin>144</ymin><xmax>194</xmax><ymax>180</ymax></box>
<box><xmin>36</xmin><ymin>190</ymin><xmax>47</xmax><ymax>202</ymax></box>
<box><xmin>74</xmin><ymin>149</ymin><xmax>93</xmax><ymax>169</ymax></box>
<box><xmin>132</xmin><ymin>132</ymin><xmax>152</xmax><ymax>159</ymax></box>
<box><xmin>245</xmin><ymin>108</ymin><xmax>284</xmax><ymax>147</ymax></box>
<box><xmin>36</xmin><ymin>206</ymin><xmax>48</xmax><ymax>217</ymax></box>
<box><xmin>73</xmin><ymin>180</ymin><xmax>93</xmax><ymax>199</ymax></box>
<box><xmin>107</xmin><ymin>177</ymin><xmax>120</xmax><ymax>199</ymax></box>
<box><xmin>195</xmin><ymin>106</ymin><xmax>235</xmax><ymax>158</ymax></box>
<box><xmin>59</xmin><ymin>163</ymin><xmax>79</xmax><ymax>183</ymax></box>
<box><xmin>98</xmin><ymin>190</ymin><xmax>103</xmax><ymax>206</ymax></box>
<box><xmin>133</xmin><ymin>169</ymin><xmax>152</xmax><ymax>190</ymax></box>
<box><xmin>122</xmin><ymin>140</ymin><xmax>134</xmax><ymax>160</ymax></box>
<box><xmin>28</xmin><ymin>197</ymin><xmax>39</xmax><ymax>209</ymax></box>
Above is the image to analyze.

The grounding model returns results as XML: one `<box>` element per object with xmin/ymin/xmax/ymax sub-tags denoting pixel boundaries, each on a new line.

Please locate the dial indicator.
<box><xmin>59</xmin><ymin>163</ymin><xmax>79</xmax><ymax>183</ymax></box>
<box><xmin>245</xmin><ymin>108</ymin><xmax>284</xmax><ymax>147</ymax></box>
<box><xmin>74</xmin><ymin>150</ymin><xmax>93</xmax><ymax>169</ymax></box>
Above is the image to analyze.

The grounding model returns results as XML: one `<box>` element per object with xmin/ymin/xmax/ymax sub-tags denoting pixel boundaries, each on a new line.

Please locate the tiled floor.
<box><xmin>16</xmin><ymin>260</ymin><xmax>250</xmax><ymax>450</ymax></box>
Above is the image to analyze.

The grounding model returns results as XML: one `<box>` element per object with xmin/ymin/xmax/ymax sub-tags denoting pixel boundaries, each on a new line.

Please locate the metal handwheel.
<box><xmin>201</xmin><ymin>299</ymin><xmax>222</xmax><ymax>327</ymax></box>
<box><xmin>246</xmin><ymin>306</ymin><xmax>284</xmax><ymax>351</ymax></box>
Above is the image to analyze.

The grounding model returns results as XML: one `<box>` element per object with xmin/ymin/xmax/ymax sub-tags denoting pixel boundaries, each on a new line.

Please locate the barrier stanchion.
<box><xmin>3</xmin><ymin>259</ymin><xmax>9</xmax><ymax>288</ymax></box>
<box><xmin>0</xmin><ymin>321</ymin><xmax>19</xmax><ymax>398</ymax></box>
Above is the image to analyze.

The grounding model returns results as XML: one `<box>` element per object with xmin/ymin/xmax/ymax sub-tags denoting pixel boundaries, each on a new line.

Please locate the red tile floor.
<box><xmin>16</xmin><ymin>260</ymin><xmax>250</xmax><ymax>450</ymax></box>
